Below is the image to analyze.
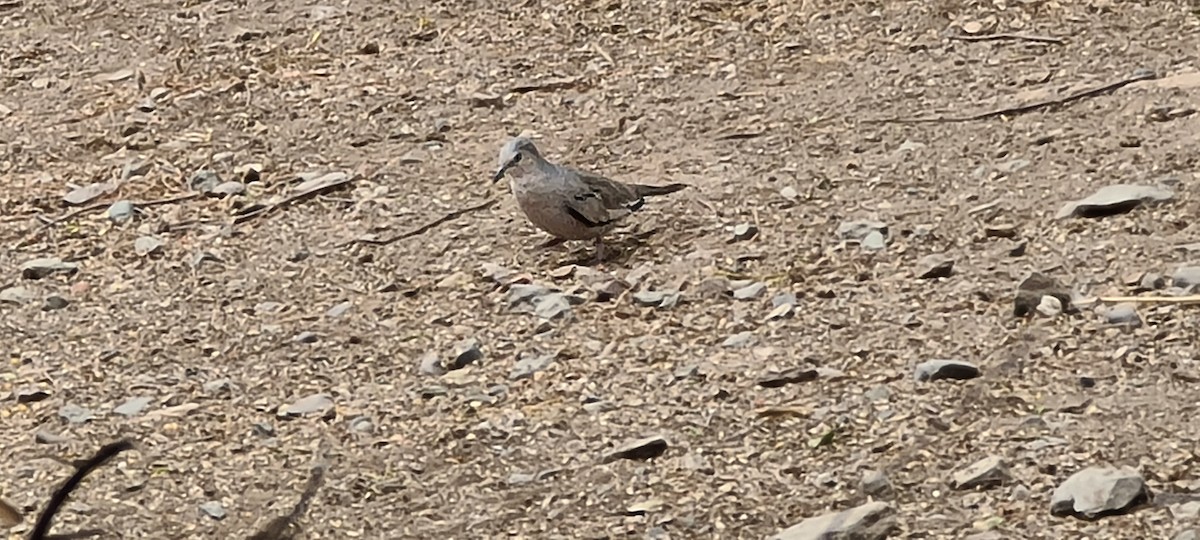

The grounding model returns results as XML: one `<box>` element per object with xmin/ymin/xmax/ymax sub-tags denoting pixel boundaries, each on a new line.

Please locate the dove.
<box><xmin>492</xmin><ymin>136</ymin><xmax>687</xmax><ymax>262</ymax></box>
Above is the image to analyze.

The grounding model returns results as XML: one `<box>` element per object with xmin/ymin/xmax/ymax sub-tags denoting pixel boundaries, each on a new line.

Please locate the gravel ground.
<box><xmin>2</xmin><ymin>1</ymin><xmax>1200</xmax><ymax>538</ymax></box>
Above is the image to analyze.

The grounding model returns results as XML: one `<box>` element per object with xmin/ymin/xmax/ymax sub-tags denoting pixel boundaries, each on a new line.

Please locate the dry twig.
<box><xmin>14</xmin><ymin>193</ymin><xmax>201</xmax><ymax>249</ymax></box>
<box><xmin>866</xmin><ymin>70</ymin><xmax>1157</xmax><ymax>124</ymax></box>
<box><xmin>949</xmin><ymin>32</ymin><xmax>1065</xmax><ymax>45</ymax></box>
<box><xmin>233</xmin><ymin>174</ymin><xmax>356</xmax><ymax>225</ymax></box>
<box><xmin>343</xmin><ymin>197</ymin><xmax>498</xmax><ymax>247</ymax></box>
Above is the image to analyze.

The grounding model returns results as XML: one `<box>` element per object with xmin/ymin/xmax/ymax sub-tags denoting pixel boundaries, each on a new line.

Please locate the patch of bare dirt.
<box><xmin>2</xmin><ymin>0</ymin><xmax>1200</xmax><ymax>538</ymax></box>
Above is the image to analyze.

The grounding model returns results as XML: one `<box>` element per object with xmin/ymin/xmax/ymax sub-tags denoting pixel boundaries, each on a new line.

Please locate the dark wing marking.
<box><xmin>565</xmin><ymin>205</ymin><xmax>620</xmax><ymax>229</ymax></box>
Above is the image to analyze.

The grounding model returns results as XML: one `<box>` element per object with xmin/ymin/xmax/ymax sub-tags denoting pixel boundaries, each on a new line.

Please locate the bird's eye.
<box><xmin>512</xmin><ymin>154</ymin><xmax>523</xmax><ymax>164</ymax></box>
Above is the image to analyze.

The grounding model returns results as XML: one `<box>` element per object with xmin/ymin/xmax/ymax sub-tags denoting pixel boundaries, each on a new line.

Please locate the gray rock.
<box><xmin>772</xmin><ymin>292</ymin><xmax>797</xmax><ymax>307</ymax></box>
<box><xmin>198</xmin><ymin>501</ymin><xmax>227</xmax><ymax>520</ymax></box>
<box><xmin>1050</xmin><ymin>466</ymin><xmax>1150</xmax><ymax>519</ymax></box>
<box><xmin>732</xmin><ymin>223</ymin><xmax>759</xmax><ymax>242</ymax></box>
<box><xmin>292</xmin><ymin>331</ymin><xmax>318</xmax><ymax>344</ymax></box>
<box><xmin>769</xmin><ymin>501</ymin><xmax>896</xmax><ymax>540</ymax></box>
<box><xmin>914</xmin><ymin>360</ymin><xmax>981</xmax><ymax>382</ymax></box>
<box><xmin>42</xmin><ymin>295</ymin><xmax>70</xmax><ymax>311</ymax></box>
<box><xmin>860</xmin><ymin>470</ymin><xmax>893</xmax><ymax>497</ymax></box>
<box><xmin>189</xmin><ymin>169</ymin><xmax>221</xmax><ymax>193</ymax></box>
<box><xmin>916</xmin><ymin>254</ymin><xmax>954</xmax><ymax>279</ymax></box>
<box><xmin>534</xmin><ymin>292</ymin><xmax>576</xmax><ymax>320</ymax></box>
<box><xmin>861</xmin><ymin>230</ymin><xmax>887</xmax><ymax>251</ymax></box>
<box><xmin>121</xmin><ymin>160</ymin><xmax>153</xmax><ymax>179</ymax></box>
<box><xmin>1138</xmin><ymin>272</ymin><xmax>1165</xmax><ymax>291</ymax></box>
<box><xmin>21</xmin><ymin>258</ymin><xmax>79</xmax><ymax>280</ymax></box>
<box><xmin>510</xmin><ymin>353</ymin><xmax>555</xmax><ymax>380</ymax></box>
<box><xmin>210</xmin><ymin>181</ymin><xmax>246</xmax><ymax>197</ymax></box>
<box><xmin>63</xmin><ymin>182</ymin><xmax>113</xmax><ymax>205</ymax></box>
<box><xmin>0</xmin><ymin>286</ymin><xmax>36</xmax><ymax>305</ymax></box>
<box><xmin>1102</xmin><ymin>303</ymin><xmax>1141</xmax><ymax>326</ymax></box>
<box><xmin>15</xmin><ymin>387</ymin><xmax>50</xmax><ymax>403</ymax></box>
<box><xmin>1173</xmin><ymin>266</ymin><xmax>1200</xmax><ymax>291</ymax></box>
<box><xmin>837</xmin><ymin>220</ymin><xmax>888</xmax><ymax>242</ymax></box>
<box><xmin>418</xmin><ymin>351</ymin><xmax>445</xmax><ymax>376</ymax></box>
<box><xmin>733</xmin><ymin>282</ymin><xmax>766</xmax><ymax>300</ymax></box>
<box><xmin>631</xmin><ymin>290</ymin><xmax>676</xmax><ymax>308</ymax></box>
<box><xmin>279</xmin><ymin>393</ymin><xmax>335</xmax><ymax>418</ymax></box>
<box><xmin>325</xmin><ymin>301</ymin><xmax>352</xmax><ymax>318</ymax></box>
<box><xmin>721</xmin><ymin>331</ymin><xmax>755</xmax><ymax>348</ymax></box>
<box><xmin>134</xmin><ymin>236</ymin><xmax>164</xmax><ymax>256</ymax></box>
<box><xmin>1174</xmin><ymin>530</ymin><xmax>1199</xmax><ymax>540</ymax></box>
<box><xmin>347</xmin><ymin>415</ymin><xmax>375</xmax><ymax>433</ymax></box>
<box><xmin>1170</xmin><ymin>501</ymin><xmax>1200</xmax><ymax>520</ymax></box>
<box><xmin>114</xmin><ymin>396</ymin><xmax>153</xmax><ymax>417</ymax></box>
<box><xmin>449</xmin><ymin>339</ymin><xmax>483</xmax><ymax>370</ymax></box>
<box><xmin>759</xmin><ymin>367</ymin><xmax>818</xmax><ymax>388</ymax></box>
<box><xmin>59</xmin><ymin>403</ymin><xmax>95</xmax><ymax>424</ymax></box>
<box><xmin>1056</xmin><ymin>184</ymin><xmax>1175</xmax><ymax>219</ymax></box>
<box><xmin>602</xmin><ymin>435</ymin><xmax>669</xmax><ymax>463</ymax></box>
<box><xmin>952</xmin><ymin>455</ymin><xmax>1011</xmax><ymax>490</ymax></box>
<box><xmin>107</xmin><ymin>200</ymin><xmax>136</xmax><ymax>223</ymax></box>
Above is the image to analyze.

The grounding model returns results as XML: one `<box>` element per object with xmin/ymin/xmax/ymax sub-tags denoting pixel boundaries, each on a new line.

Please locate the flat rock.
<box><xmin>198</xmin><ymin>501</ymin><xmax>226</xmax><ymax>520</ymax></box>
<box><xmin>1173</xmin><ymin>266</ymin><xmax>1200</xmax><ymax>290</ymax></box>
<box><xmin>21</xmin><ymin>258</ymin><xmax>79</xmax><ymax>280</ymax></box>
<box><xmin>0</xmin><ymin>286</ymin><xmax>36</xmax><ymax>305</ymax></box>
<box><xmin>770</xmin><ymin>501</ymin><xmax>896</xmax><ymax>540</ymax></box>
<box><xmin>114</xmin><ymin>396</ymin><xmax>153</xmax><ymax>417</ymax></box>
<box><xmin>1056</xmin><ymin>184</ymin><xmax>1174</xmax><ymax>219</ymax></box>
<box><xmin>278</xmin><ymin>393</ymin><xmax>335</xmax><ymax>419</ymax></box>
<box><xmin>953</xmin><ymin>455</ymin><xmax>1011</xmax><ymax>490</ymax></box>
<box><xmin>59</xmin><ymin>403</ymin><xmax>95</xmax><ymax>424</ymax></box>
<box><xmin>42</xmin><ymin>295</ymin><xmax>70</xmax><ymax>311</ymax></box>
<box><xmin>1102</xmin><ymin>303</ymin><xmax>1141</xmax><ymax>326</ymax></box>
<box><xmin>860</xmin><ymin>470</ymin><xmax>893</xmax><ymax>498</ymax></box>
<box><xmin>916</xmin><ymin>254</ymin><xmax>955</xmax><ymax>279</ymax></box>
<box><xmin>1050</xmin><ymin>466</ymin><xmax>1150</xmax><ymax>519</ymax></box>
<box><xmin>1174</xmin><ymin>531</ymin><xmax>1199</xmax><ymax>540</ymax></box>
<box><xmin>837</xmin><ymin>220</ymin><xmax>888</xmax><ymax>242</ymax></box>
<box><xmin>758</xmin><ymin>367</ymin><xmax>818</xmax><ymax>388</ymax></box>
<box><xmin>63</xmin><ymin>182</ymin><xmax>113</xmax><ymax>205</ymax></box>
<box><xmin>134</xmin><ymin>236</ymin><xmax>164</xmax><ymax>256</ymax></box>
<box><xmin>733</xmin><ymin>282</ymin><xmax>766</xmax><ymax>300</ymax></box>
<box><xmin>722</xmin><ymin>331</ymin><xmax>755</xmax><ymax>348</ymax></box>
<box><xmin>731</xmin><ymin>223</ymin><xmax>759</xmax><ymax>242</ymax></box>
<box><xmin>915</xmin><ymin>359</ymin><xmax>981</xmax><ymax>382</ymax></box>
<box><xmin>602</xmin><ymin>435</ymin><xmax>669</xmax><ymax>463</ymax></box>
<box><xmin>862</xmin><ymin>230</ymin><xmax>887</xmax><ymax>251</ymax></box>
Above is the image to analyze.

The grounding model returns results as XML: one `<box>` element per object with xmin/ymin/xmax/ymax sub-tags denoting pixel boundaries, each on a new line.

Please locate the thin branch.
<box><xmin>342</xmin><ymin>197</ymin><xmax>497</xmax><ymax>247</ymax></box>
<box><xmin>233</xmin><ymin>174</ymin><xmax>356</xmax><ymax>225</ymax></box>
<box><xmin>949</xmin><ymin>32</ymin><xmax>1065</xmax><ymax>45</ymax></box>
<box><xmin>13</xmin><ymin>192</ymin><xmax>202</xmax><ymax>249</ymax></box>
<box><xmin>866</xmin><ymin>70</ymin><xmax>1157</xmax><ymax>124</ymax></box>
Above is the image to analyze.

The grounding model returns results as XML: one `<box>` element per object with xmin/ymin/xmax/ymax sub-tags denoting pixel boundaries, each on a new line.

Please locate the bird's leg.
<box><xmin>592</xmin><ymin>237</ymin><xmax>607</xmax><ymax>265</ymax></box>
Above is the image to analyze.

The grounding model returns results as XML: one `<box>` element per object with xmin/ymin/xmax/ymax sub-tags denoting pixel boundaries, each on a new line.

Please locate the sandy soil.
<box><xmin>2</xmin><ymin>0</ymin><xmax>1200</xmax><ymax>538</ymax></box>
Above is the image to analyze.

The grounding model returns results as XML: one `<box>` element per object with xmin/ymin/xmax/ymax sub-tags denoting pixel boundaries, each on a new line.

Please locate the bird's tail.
<box><xmin>632</xmin><ymin>183</ymin><xmax>688</xmax><ymax>197</ymax></box>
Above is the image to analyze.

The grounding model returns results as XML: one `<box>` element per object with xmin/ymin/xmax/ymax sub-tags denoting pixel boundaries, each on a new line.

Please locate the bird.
<box><xmin>492</xmin><ymin>136</ymin><xmax>688</xmax><ymax>263</ymax></box>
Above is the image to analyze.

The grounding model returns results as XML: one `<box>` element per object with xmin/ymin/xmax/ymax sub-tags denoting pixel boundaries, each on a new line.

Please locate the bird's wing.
<box><xmin>561</xmin><ymin>168</ymin><xmax>645</xmax><ymax>229</ymax></box>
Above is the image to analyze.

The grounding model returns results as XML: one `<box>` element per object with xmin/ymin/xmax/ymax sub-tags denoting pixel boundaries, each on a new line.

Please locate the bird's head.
<box><xmin>493</xmin><ymin>136</ymin><xmax>542</xmax><ymax>182</ymax></box>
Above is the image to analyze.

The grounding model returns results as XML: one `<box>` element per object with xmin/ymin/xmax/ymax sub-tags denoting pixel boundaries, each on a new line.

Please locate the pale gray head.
<box><xmin>492</xmin><ymin>136</ymin><xmax>544</xmax><ymax>183</ymax></box>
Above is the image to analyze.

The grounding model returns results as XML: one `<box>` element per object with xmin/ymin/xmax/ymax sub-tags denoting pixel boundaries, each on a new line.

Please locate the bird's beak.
<box><xmin>492</xmin><ymin>163</ymin><xmax>510</xmax><ymax>183</ymax></box>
